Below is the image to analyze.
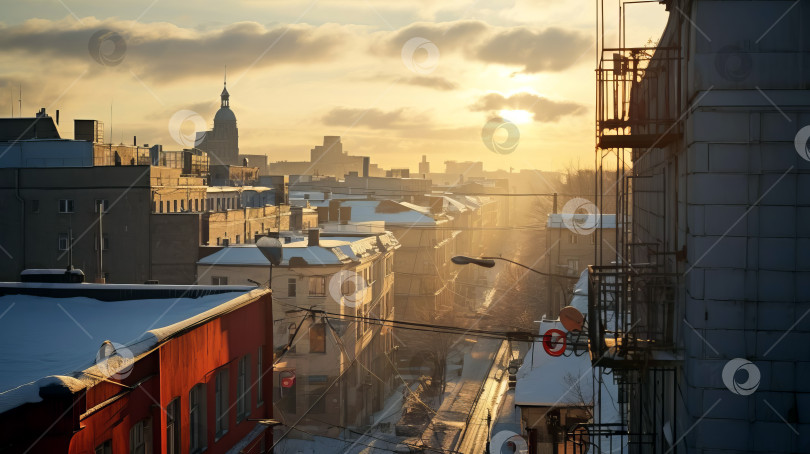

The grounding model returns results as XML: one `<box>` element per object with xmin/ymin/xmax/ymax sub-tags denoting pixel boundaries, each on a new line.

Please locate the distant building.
<box><xmin>197</xmin><ymin>80</ymin><xmax>239</xmax><ymax>166</ymax></box>
<box><xmin>545</xmin><ymin>213</ymin><xmax>617</xmax><ymax>314</ymax></box>
<box><xmin>269</xmin><ymin>136</ymin><xmax>373</xmax><ymax>178</ymax></box>
<box><xmin>418</xmin><ymin>155</ymin><xmax>430</xmax><ymax>175</ymax></box>
<box><xmin>0</xmin><ymin>283</ymin><xmax>273</xmax><ymax>454</ymax></box>
<box><xmin>239</xmin><ymin>154</ymin><xmax>269</xmax><ymax>175</ymax></box>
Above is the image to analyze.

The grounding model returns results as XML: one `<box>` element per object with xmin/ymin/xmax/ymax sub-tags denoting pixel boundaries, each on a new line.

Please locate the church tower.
<box><xmin>197</xmin><ymin>73</ymin><xmax>239</xmax><ymax>165</ymax></box>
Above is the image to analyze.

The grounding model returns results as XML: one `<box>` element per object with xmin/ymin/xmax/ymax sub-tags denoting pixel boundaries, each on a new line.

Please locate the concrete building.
<box><xmin>581</xmin><ymin>1</ymin><xmax>810</xmax><ymax>452</ymax></box>
<box><xmin>269</xmin><ymin>136</ymin><xmax>376</xmax><ymax>178</ymax></box>
<box><xmin>196</xmin><ymin>230</ymin><xmax>399</xmax><ymax>435</ymax></box>
<box><xmin>0</xmin><ymin>283</ymin><xmax>273</xmax><ymax>454</ymax></box>
<box><xmin>545</xmin><ymin>213</ymin><xmax>617</xmax><ymax>314</ymax></box>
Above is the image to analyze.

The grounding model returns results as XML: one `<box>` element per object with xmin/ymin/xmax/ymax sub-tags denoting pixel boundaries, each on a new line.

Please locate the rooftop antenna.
<box><xmin>10</xmin><ymin>87</ymin><xmax>13</xmax><ymax>117</ymax></box>
<box><xmin>18</xmin><ymin>85</ymin><xmax>22</xmax><ymax>117</ymax></box>
<box><xmin>110</xmin><ymin>101</ymin><xmax>113</xmax><ymax>146</ymax></box>
<box><xmin>224</xmin><ymin>65</ymin><xmax>227</xmax><ymax>87</ymax></box>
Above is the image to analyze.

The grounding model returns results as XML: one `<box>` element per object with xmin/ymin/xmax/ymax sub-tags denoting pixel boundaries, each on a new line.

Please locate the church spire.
<box><xmin>220</xmin><ymin>66</ymin><xmax>230</xmax><ymax>108</ymax></box>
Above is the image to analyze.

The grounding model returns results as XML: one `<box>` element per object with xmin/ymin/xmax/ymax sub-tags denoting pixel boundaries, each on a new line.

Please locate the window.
<box><xmin>567</xmin><ymin>259</ymin><xmax>580</xmax><ymax>276</ymax></box>
<box><xmin>215</xmin><ymin>369</ymin><xmax>229</xmax><ymax>438</ymax></box>
<box><xmin>31</xmin><ymin>200</ymin><xmax>39</xmax><ymax>213</ymax></box>
<box><xmin>94</xmin><ymin>199</ymin><xmax>110</xmax><ymax>213</ymax></box>
<box><xmin>159</xmin><ymin>201</ymin><xmax>164</xmax><ymax>213</ymax></box>
<box><xmin>181</xmin><ymin>200</ymin><xmax>185</xmax><ymax>211</ymax></box>
<box><xmin>58</xmin><ymin>233</ymin><xmax>70</xmax><ymax>251</ymax></box>
<box><xmin>174</xmin><ymin>200</ymin><xmax>178</xmax><ymax>212</ymax></box>
<box><xmin>287</xmin><ymin>278</ymin><xmax>296</xmax><ymax>297</ymax></box>
<box><xmin>591</xmin><ymin>234</ymin><xmax>597</xmax><ymax>245</ymax></box>
<box><xmin>309</xmin><ymin>323</ymin><xmax>326</xmax><ymax>353</ymax></box>
<box><xmin>94</xmin><ymin>234</ymin><xmax>110</xmax><ymax>251</ymax></box>
<box><xmin>129</xmin><ymin>418</ymin><xmax>152</xmax><ymax>454</ymax></box>
<box><xmin>94</xmin><ymin>440</ymin><xmax>111</xmax><ymax>454</ymax></box>
<box><xmin>569</xmin><ymin>233</ymin><xmax>578</xmax><ymax>244</ymax></box>
<box><xmin>195</xmin><ymin>199</ymin><xmax>199</xmax><ymax>212</ymax></box>
<box><xmin>216</xmin><ymin>237</ymin><xmax>221</xmax><ymax>246</ymax></box>
<box><xmin>257</xmin><ymin>346</ymin><xmax>264</xmax><ymax>407</ymax></box>
<box><xmin>189</xmin><ymin>384</ymin><xmax>207</xmax><ymax>453</ymax></box>
<box><xmin>236</xmin><ymin>235</ymin><xmax>240</xmax><ymax>244</ymax></box>
<box><xmin>212</xmin><ymin>276</ymin><xmax>228</xmax><ymax>285</ymax></box>
<box><xmin>166</xmin><ymin>398</ymin><xmax>181</xmax><ymax>454</ymax></box>
<box><xmin>309</xmin><ymin>276</ymin><xmax>326</xmax><ymax>297</ymax></box>
<box><xmin>237</xmin><ymin>355</ymin><xmax>251</xmax><ymax>422</ymax></box>
<box><xmin>58</xmin><ymin>199</ymin><xmax>74</xmax><ymax>213</ymax></box>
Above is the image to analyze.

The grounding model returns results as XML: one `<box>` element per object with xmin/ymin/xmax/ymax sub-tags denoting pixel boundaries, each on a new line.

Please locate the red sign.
<box><xmin>281</xmin><ymin>374</ymin><xmax>296</xmax><ymax>388</ymax></box>
<box><xmin>543</xmin><ymin>329</ymin><xmax>567</xmax><ymax>356</ymax></box>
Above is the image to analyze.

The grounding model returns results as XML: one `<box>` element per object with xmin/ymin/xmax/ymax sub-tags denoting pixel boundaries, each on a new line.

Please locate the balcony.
<box><xmin>586</xmin><ymin>264</ymin><xmax>679</xmax><ymax>368</ymax></box>
<box><xmin>596</xmin><ymin>47</ymin><xmax>681</xmax><ymax>151</ymax></box>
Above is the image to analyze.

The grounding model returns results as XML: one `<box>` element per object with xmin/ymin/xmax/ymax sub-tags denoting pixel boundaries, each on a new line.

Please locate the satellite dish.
<box><xmin>559</xmin><ymin>306</ymin><xmax>584</xmax><ymax>332</ymax></box>
<box><xmin>257</xmin><ymin>236</ymin><xmax>283</xmax><ymax>266</ymax></box>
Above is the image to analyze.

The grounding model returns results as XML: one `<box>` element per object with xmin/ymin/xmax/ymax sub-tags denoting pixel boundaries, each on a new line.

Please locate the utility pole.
<box><xmin>97</xmin><ymin>200</ymin><xmax>105</xmax><ymax>283</ymax></box>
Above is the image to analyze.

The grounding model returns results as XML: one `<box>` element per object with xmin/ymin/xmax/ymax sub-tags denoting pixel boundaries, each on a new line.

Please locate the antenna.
<box><xmin>110</xmin><ymin>102</ymin><xmax>113</xmax><ymax>145</ymax></box>
<box><xmin>18</xmin><ymin>85</ymin><xmax>22</xmax><ymax>117</ymax></box>
<box><xmin>10</xmin><ymin>87</ymin><xmax>13</xmax><ymax>117</ymax></box>
<box><xmin>224</xmin><ymin>65</ymin><xmax>227</xmax><ymax>86</ymax></box>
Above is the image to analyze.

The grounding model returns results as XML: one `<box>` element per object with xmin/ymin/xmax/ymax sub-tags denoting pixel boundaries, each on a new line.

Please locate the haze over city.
<box><xmin>1</xmin><ymin>1</ymin><xmax>808</xmax><ymax>453</ymax></box>
<box><xmin>1</xmin><ymin>0</ymin><xmax>666</xmax><ymax>170</ymax></box>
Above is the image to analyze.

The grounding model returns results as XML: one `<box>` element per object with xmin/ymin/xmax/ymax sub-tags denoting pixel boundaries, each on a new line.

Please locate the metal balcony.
<box><xmin>596</xmin><ymin>47</ymin><xmax>681</xmax><ymax>151</ymax></box>
<box><xmin>586</xmin><ymin>264</ymin><xmax>679</xmax><ymax>369</ymax></box>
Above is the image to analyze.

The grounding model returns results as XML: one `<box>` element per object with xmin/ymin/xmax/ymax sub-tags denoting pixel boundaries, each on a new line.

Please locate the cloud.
<box><xmin>374</xmin><ymin>20</ymin><xmax>591</xmax><ymax>73</ymax></box>
<box><xmin>322</xmin><ymin>107</ymin><xmax>426</xmax><ymax>129</ymax></box>
<box><xmin>469</xmin><ymin>92</ymin><xmax>584</xmax><ymax>122</ymax></box>
<box><xmin>0</xmin><ymin>18</ymin><xmax>353</xmax><ymax>83</ymax></box>
<box><xmin>399</xmin><ymin>75</ymin><xmax>458</xmax><ymax>90</ymax></box>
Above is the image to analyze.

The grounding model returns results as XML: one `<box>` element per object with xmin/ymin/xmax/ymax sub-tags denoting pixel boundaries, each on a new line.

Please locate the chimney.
<box><xmin>317</xmin><ymin>206</ymin><xmax>329</xmax><ymax>224</ymax></box>
<box><xmin>339</xmin><ymin>206</ymin><xmax>352</xmax><ymax>225</ymax></box>
<box><xmin>328</xmin><ymin>200</ymin><xmax>340</xmax><ymax>222</ymax></box>
<box><xmin>133</xmin><ymin>135</ymin><xmax>137</xmax><ymax>147</ymax></box>
<box><xmin>56</xmin><ymin>110</ymin><xmax>59</xmax><ymax>125</ymax></box>
<box><xmin>429</xmin><ymin>196</ymin><xmax>443</xmax><ymax>214</ymax></box>
<box><xmin>308</xmin><ymin>228</ymin><xmax>320</xmax><ymax>247</ymax></box>
<box><xmin>362</xmin><ymin>156</ymin><xmax>370</xmax><ymax>177</ymax></box>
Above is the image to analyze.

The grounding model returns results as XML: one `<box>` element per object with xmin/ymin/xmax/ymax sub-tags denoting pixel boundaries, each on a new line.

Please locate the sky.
<box><xmin>0</xmin><ymin>0</ymin><xmax>669</xmax><ymax>172</ymax></box>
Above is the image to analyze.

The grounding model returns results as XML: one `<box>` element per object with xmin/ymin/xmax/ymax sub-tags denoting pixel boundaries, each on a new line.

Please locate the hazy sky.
<box><xmin>0</xmin><ymin>0</ymin><xmax>668</xmax><ymax>171</ymax></box>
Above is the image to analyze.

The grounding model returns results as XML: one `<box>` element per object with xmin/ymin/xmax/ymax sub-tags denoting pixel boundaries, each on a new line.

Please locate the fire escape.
<box><xmin>567</xmin><ymin>1</ymin><xmax>684</xmax><ymax>453</ymax></box>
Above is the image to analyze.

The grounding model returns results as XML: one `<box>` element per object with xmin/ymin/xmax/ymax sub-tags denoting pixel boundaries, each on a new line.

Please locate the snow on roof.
<box><xmin>514</xmin><ymin>320</ymin><xmax>593</xmax><ymax>407</ymax></box>
<box><xmin>197</xmin><ymin>233</ymin><xmax>398</xmax><ymax>267</ymax></box>
<box><xmin>0</xmin><ymin>288</ymin><xmax>264</xmax><ymax>413</ymax></box>
<box><xmin>547</xmin><ymin>213</ymin><xmax>618</xmax><ymax>229</ymax></box>
<box><xmin>328</xmin><ymin>200</ymin><xmax>438</xmax><ymax>225</ymax></box>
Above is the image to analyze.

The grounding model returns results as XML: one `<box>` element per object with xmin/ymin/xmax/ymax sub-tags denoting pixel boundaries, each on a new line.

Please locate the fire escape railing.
<box><xmin>596</xmin><ymin>46</ymin><xmax>681</xmax><ymax>151</ymax></box>
<box><xmin>587</xmin><ymin>264</ymin><xmax>678</xmax><ymax>368</ymax></box>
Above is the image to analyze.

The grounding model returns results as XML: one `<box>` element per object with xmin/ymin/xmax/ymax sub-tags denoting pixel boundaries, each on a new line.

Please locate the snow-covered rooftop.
<box><xmin>514</xmin><ymin>320</ymin><xmax>593</xmax><ymax>407</ymax></box>
<box><xmin>197</xmin><ymin>232</ymin><xmax>399</xmax><ymax>267</ymax></box>
<box><xmin>0</xmin><ymin>286</ymin><xmax>265</xmax><ymax>413</ymax></box>
<box><xmin>547</xmin><ymin>213</ymin><xmax>618</xmax><ymax>229</ymax></box>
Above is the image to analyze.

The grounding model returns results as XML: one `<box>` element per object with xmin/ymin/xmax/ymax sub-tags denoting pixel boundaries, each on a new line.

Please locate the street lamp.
<box><xmin>451</xmin><ymin>255</ymin><xmax>580</xmax><ymax>280</ymax></box>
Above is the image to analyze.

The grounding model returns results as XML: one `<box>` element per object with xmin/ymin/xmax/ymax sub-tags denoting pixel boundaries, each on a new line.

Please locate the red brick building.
<box><xmin>0</xmin><ymin>284</ymin><xmax>274</xmax><ymax>454</ymax></box>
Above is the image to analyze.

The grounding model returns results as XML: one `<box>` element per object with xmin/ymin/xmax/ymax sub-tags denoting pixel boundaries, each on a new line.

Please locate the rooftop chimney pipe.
<box><xmin>308</xmin><ymin>229</ymin><xmax>320</xmax><ymax>247</ymax></box>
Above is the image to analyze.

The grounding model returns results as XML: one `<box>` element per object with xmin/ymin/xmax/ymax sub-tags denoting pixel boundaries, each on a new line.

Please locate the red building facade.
<box><xmin>0</xmin><ymin>286</ymin><xmax>273</xmax><ymax>454</ymax></box>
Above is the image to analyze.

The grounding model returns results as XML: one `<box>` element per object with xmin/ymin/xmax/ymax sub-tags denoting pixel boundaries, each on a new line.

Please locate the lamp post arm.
<box><xmin>480</xmin><ymin>256</ymin><xmax>580</xmax><ymax>280</ymax></box>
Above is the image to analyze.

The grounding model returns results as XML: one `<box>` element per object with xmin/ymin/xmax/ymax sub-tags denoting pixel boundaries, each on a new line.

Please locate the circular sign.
<box><xmin>543</xmin><ymin>329</ymin><xmax>567</xmax><ymax>356</ymax></box>
<box><xmin>559</xmin><ymin>306</ymin><xmax>585</xmax><ymax>332</ymax></box>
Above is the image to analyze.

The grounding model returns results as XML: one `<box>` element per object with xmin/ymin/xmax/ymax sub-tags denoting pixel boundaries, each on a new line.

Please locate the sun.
<box><xmin>499</xmin><ymin>109</ymin><xmax>533</xmax><ymax>124</ymax></box>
